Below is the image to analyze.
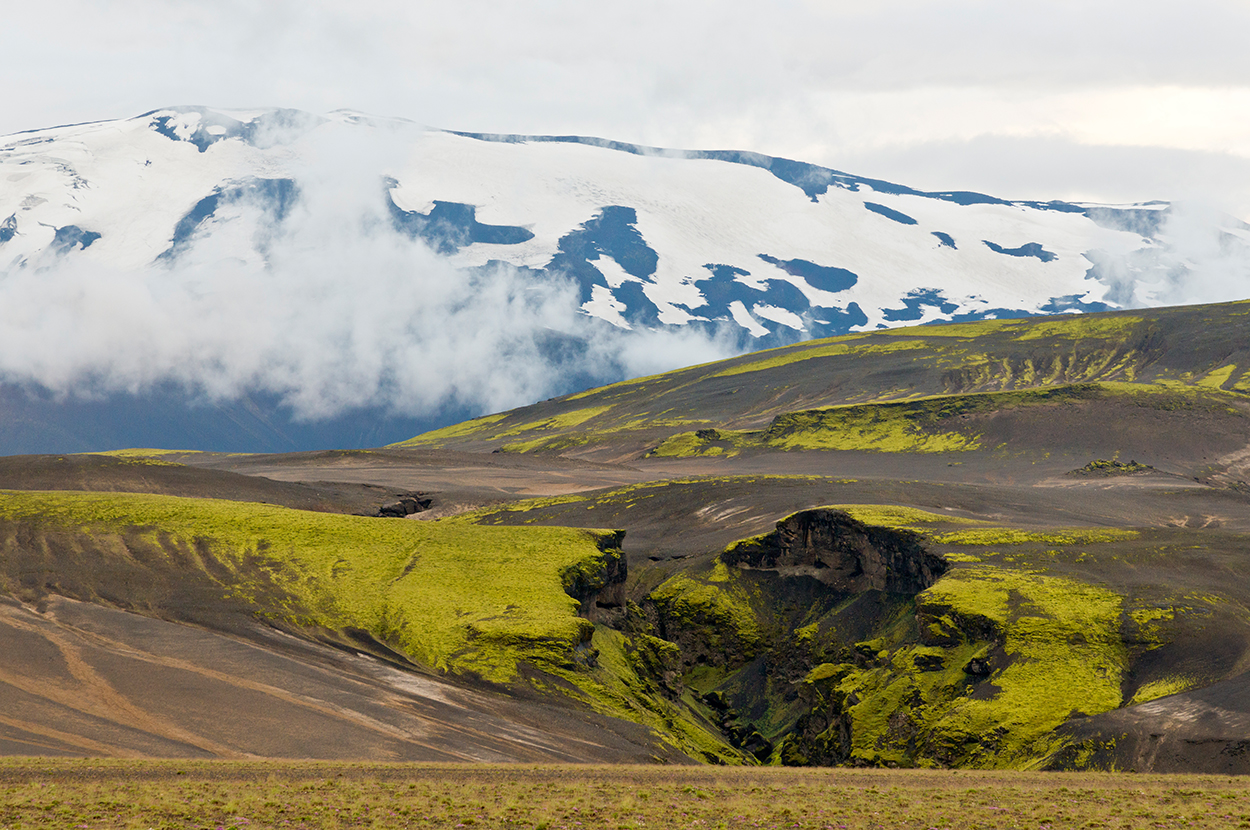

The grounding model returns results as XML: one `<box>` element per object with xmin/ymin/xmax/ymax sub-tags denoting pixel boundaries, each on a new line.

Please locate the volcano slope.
<box><xmin>4</xmin><ymin>300</ymin><xmax>1250</xmax><ymax>770</ymax></box>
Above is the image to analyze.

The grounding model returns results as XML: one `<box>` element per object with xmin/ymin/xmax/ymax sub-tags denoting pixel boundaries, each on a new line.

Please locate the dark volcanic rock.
<box><xmin>721</xmin><ymin>508</ymin><xmax>947</xmax><ymax>593</ymax></box>
<box><xmin>700</xmin><ymin>691</ymin><xmax>773</xmax><ymax>761</ymax></box>
<box><xmin>1067</xmin><ymin>458</ymin><xmax>1156</xmax><ymax>477</ymax></box>
<box><xmin>373</xmin><ymin>494</ymin><xmax>433</xmax><ymax>517</ymax></box>
<box><xmin>562</xmin><ymin>530</ymin><xmax>627</xmax><ymax>624</ymax></box>
<box><xmin>964</xmin><ymin>656</ymin><xmax>992</xmax><ymax>677</ymax></box>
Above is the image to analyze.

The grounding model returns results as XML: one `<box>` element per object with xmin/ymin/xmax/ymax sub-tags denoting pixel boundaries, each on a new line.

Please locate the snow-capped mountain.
<box><xmin>2</xmin><ymin>106</ymin><xmax>1211</xmax><ymax>336</ymax></box>
<box><xmin>0</xmin><ymin>106</ymin><xmax>1244</xmax><ymax>453</ymax></box>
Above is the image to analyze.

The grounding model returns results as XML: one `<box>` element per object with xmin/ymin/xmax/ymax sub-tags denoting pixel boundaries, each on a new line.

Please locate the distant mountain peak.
<box><xmin>0</xmin><ymin>106</ymin><xmax>1246</xmax><ymax>453</ymax></box>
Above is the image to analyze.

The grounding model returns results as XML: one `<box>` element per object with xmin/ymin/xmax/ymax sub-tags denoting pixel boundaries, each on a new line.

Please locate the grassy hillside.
<box><xmin>0</xmin><ymin>490</ymin><xmax>613</xmax><ymax>679</ymax></box>
<box><xmin>393</xmin><ymin>301</ymin><xmax>1250</xmax><ymax>469</ymax></box>
<box><xmin>0</xmin><ymin>490</ymin><xmax>741</xmax><ymax>762</ymax></box>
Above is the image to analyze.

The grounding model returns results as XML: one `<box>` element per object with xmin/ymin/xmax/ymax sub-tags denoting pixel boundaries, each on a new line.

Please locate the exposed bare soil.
<box><xmin>0</xmin><ymin>594</ymin><xmax>677</xmax><ymax>763</ymax></box>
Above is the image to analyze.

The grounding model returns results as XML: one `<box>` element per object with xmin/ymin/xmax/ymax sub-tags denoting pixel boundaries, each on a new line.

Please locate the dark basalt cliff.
<box><xmin>563</xmin><ymin>529</ymin><xmax>627</xmax><ymax>623</ymax></box>
<box><xmin>721</xmin><ymin>509</ymin><xmax>947</xmax><ymax>594</ymax></box>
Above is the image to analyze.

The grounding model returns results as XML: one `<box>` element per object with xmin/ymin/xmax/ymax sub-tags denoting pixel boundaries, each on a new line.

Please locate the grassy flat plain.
<box><xmin>2</xmin><ymin>760</ymin><xmax>1250</xmax><ymax>829</ymax></box>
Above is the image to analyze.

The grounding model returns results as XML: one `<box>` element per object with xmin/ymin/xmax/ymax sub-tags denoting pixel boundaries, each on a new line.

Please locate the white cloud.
<box><xmin>0</xmin><ymin>124</ymin><xmax>739</xmax><ymax>419</ymax></box>
<box><xmin>6</xmin><ymin>2</ymin><xmax>1250</xmax><ymax>191</ymax></box>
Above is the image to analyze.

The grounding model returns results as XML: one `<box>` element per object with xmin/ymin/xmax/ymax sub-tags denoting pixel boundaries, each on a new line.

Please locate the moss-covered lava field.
<box><xmin>3</xmin><ymin>301</ymin><xmax>1250</xmax><ymax>772</ymax></box>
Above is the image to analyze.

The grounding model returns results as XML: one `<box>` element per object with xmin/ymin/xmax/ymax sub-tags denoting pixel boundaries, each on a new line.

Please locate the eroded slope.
<box><xmin>0</xmin><ymin>490</ymin><xmax>741</xmax><ymax>763</ymax></box>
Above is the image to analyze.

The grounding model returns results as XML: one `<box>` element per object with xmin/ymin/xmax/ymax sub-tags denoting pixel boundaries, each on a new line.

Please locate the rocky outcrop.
<box><xmin>1068</xmin><ymin>458</ymin><xmax>1155</xmax><ymax>477</ymax></box>
<box><xmin>780</xmin><ymin>664</ymin><xmax>857</xmax><ymax>766</ymax></box>
<box><xmin>373</xmin><ymin>493</ymin><xmax>433</xmax><ymax>518</ymax></box>
<box><xmin>701</xmin><ymin>691</ymin><xmax>773</xmax><ymax>761</ymax></box>
<box><xmin>562</xmin><ymin>530</ymin><xmax>627</xmax><ymax>624</ymax></box>
<box><xmin>721</xmin><ymin>508</ymin><xmax>947</xmax><ymax>594</ymax></box>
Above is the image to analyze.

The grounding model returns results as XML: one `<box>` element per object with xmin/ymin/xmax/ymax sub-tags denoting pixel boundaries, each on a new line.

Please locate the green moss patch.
<box><xmin>0</xmin><ymin>490</ymin><xmax>618</xmax><ymax>685</ymax></box>
<box><xmin>394</xmin><ymin>407</ymin><xmax>626</xmax><ymax>453</ymax></box>
<box><xmin>791</xmin><ymin>565</ymin><xmax>1129</xmax><ymax>769</ymax></box>
<box><xmin>649</xmin><ymin>395</ymin><xmax>988</xmax><ymax>457</ymax></box>
<box><xmin>498</xmin><ymin>425</ymin><xmax>714</xmax><ymax>455</ymax></box>
<box><xmin>826</xmin><ymin>504</ymin><xmax>984</xmax><ymax>532</ymax></box>
<box><xmin>588</xmin><ymin>628</ymin><xmax>746</xmax><ymax>764</ymax></box>
<box><xmin>1197</xmin><ymin>364</ymin><xmax>1238</xmax><ymax>389</ymax></box>
<box><xmin>88</xmin><ymin>448</ymin><xmax>202</xmax><ymax>463</ymax></box>
<box><xmin>497</xmin><ymin>431</ymin><xmax>614</xmax><ymax>454</ymax></box>
<box><xmin>708</xmin><ymin>339</ymin><xmax>924</xmax><ymax>379</ymax></box>
<box><xmin>762</xmin><ymin>405</ymin><xmax>978</xmax><ymax>453</ymax></box>
<box><xmin>389</xmin><ymin>413</ymin><xmax>507</xmax><ymax>447</ymax></box>
<box><xmin>1130</xmin><ymin>675</ymin><xmax>1199</xmax><ymax>705</ymax></box>
<box><xmin>1129</xmin><ymin>605</ymin><xmax>1177</xmax><ymax>647</ymax></box>
<box><xmin>913</xmin><ymin>567</ymin><xmax>1125</xmax><ymax>766</ymax></box>
<box><xmin>1010</xmin><ymin>315</ymin><xmax>1145</xmax><ymax>342</ymax></box>
<box><xmin>493</xmin><ymin>405</ymin><xmax>615</xmax><ymax>438</ymax></box>
<box><xmin>648</xmin><ymin>571</ymin><xmax>762</xmax><ymax>660</ymax></box>
<box><xmin>933</xmin><ymin>528</ymin><xmax>1140</xmax><ymax>546</ymax></box>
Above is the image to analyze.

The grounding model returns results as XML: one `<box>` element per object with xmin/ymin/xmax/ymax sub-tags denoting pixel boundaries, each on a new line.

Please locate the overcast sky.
<box><xmin>7</xmin><ymin>0</ymin><xmax>1250</xmax><ymax>216</ymax></box>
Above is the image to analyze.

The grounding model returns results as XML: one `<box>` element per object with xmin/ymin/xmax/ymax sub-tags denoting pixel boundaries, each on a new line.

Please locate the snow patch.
<box><xmin>582</xmin><ymin>284</ymin><xmax>631</xmax><ymax>329</ymax></box>
<box><xmin>751</xmin><ymin>303</ymin><xmax>805</xmax><ymax>331</ymax></box>
<box><xmin>593</xmin><ymin>255</ymin><xmax>639</xmax><ymax>290</ymax></box>
<box><xmin>728</xmin><ymin>301</ymin><xmax>769</xmax><ymax>337</ymax></box>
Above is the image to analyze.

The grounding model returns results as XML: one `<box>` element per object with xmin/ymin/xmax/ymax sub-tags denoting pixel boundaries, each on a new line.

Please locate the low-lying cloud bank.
<box><xmin>0</xmin><ymin>136</ymin><xmax>740</xmax><ymax>425</ymax></box>
<box><xmin>1083</xmin><ymin>201</ymin><xmax>1250</xmax><ymax>309</ymax></box>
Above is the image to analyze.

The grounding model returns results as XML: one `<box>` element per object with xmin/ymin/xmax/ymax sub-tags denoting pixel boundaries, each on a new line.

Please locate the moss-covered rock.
<box><xmin>1068</xmin><ymin>458</ymin><xmax>1156</xmax><ymax>477</ymax></box>
<box><xmin>647</xmin><ymin>570</ymin><xmax>763</xmax><ymax>671</ymax></box>
<box><xmin>778</xmin><ymin>565</ymin><xmax>1129</xmax><ymax>769</ymax></box>
<box><xmin>721</xmin><ymin>508</ymin><xmax>947</xmax><ymax>593</ymax></box>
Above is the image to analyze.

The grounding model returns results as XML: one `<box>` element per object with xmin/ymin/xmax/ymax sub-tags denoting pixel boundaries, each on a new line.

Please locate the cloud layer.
<box><xmin>0</xmin><ymin>129</ymin><xmax>737</xmax><ymax>421</ymax></box>
<box><xmin>5</xmin><ymin>1</ymin><xmax>1250</xmax><ymax>216</ymax></box>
